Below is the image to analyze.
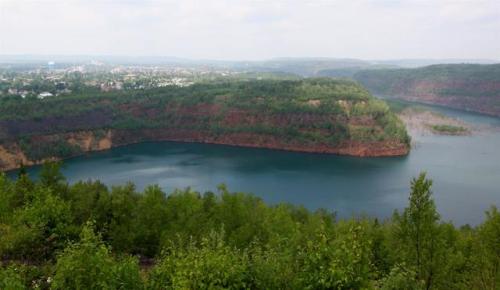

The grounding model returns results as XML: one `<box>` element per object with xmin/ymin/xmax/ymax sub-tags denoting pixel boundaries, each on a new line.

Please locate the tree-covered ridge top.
<box><xmin>352</xmin><ymin>63</ymin><xmax>500</xmax><ymax>118</ymax></box>
<box><xmin>354</xmin><ymin>63</ymin><xmax>500</xmax><ymax>95</ymax></box>
<box><xmin>0</xmin><ymin>78</ymin><xmax>410</xmax><ymax>161</ymax></box>
<box><xmin>0</xmin><ymin>163</ymin><xmax>499</xmax><ymax>289</ymax></box>
<box><xmin>0</xmin><ymin>78</ymin><xmax>373</xmax><ymax>121</ymax></box>
<box><xmin>355</xmin><ymin>63</ymin><xmax>500</xmax><ymax>82</ymax></box>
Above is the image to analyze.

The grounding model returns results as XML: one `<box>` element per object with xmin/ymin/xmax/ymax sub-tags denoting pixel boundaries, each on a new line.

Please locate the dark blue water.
<box><xmin>15</xmin><ymin>105</ymin><xmax>500</xmax><ymax>225</ymax></box>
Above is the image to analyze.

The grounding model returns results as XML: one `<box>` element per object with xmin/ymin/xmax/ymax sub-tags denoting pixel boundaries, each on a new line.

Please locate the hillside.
<box><xmin>230</xmin><ymin>58</ymin><xmax>372</xmax><ymax>76</ymax></box>
<box><xmin>354</xmin><ymin>64</ymin><xmax>500</xmax><ymax>116</ymax></box>
<box><xmin>0</xmin><ymin>79</ymin><xmax>409</xmax><ymax>170</ymax></box>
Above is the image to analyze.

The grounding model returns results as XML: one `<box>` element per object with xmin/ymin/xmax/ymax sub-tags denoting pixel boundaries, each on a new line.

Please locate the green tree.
<box><xmin>297</xmin><ymin>221</ymin><xmax>373</xmax><ymax>289</ymax></box>
<box><xmin>468</xmin><ymin>206</ymin><xmax>500</xmax><ymax>290</ymax></box>
<box><xmin>52</xmin><ymin>222</ymin><xmax>143</xmax><ymax>290</ymax></box>
<box><xmin>0</xmin><ymin>173</ymin><xmax>16</xmax><ymax>222</ymax></box>
<box><xmin>393</xmin><ymin>172</ymin><xmax>442</xmax><ymax>290</ymax></box>
<box><xmin>108</xmin><ymin>183</ymin><xmax>139</xmax><ymax>253</ymax></box>
<box><xmin>39</xmin><ymin>162</ymin><xmax>65</xmax><ymax>187</ymax></box>
<box><xmin>66</xmin><ymin>180</ymin><xmax>111</xmax><ymax>226</ymax></box>
<box><xmin>39</xmin><ymin>161</ymin><xmax>67</xmax><ymax>198</ymax></box>
<box><xmin>0</xmin><ymin>188</ymin><xmax>75</xmax><ymax>260</ymax></box>
<box><xmin>148</xmin><ymin>231</ymin><xmax>249</xmax><ymax>290</ymax></box>
<box><xmin>13</xmin><ymin>169</ymin><xmax>34</xmax><ymax>207</ymax></box>
<box><xmin>133</xmin><ymin>185</ymin><xmax>168</xmax><ymax>257</ymax></box>
<box><xmin>0</xmin><ymin>264</ymin><xmax>25</xmax><ymax>290</ymax></box>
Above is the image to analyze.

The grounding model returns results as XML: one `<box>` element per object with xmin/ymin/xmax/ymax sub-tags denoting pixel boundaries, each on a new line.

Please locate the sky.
<box><xmin>1</xmin><ymin>0</ymin><xmax>499</xmax><ymax>61</ymax></box>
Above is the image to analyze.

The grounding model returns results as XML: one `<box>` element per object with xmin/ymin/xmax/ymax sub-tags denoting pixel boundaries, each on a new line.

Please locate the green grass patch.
<box><xmin>429</xmin><ymin>124</ymin><xmax>468</xmax><ymax>135</ymax></box>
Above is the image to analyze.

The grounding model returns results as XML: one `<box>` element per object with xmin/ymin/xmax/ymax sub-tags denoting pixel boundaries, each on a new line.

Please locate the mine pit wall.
<box><xmin>0</xmin><ymin>128</ymin><xmax>409</xmax><ymax>172</ymax></box>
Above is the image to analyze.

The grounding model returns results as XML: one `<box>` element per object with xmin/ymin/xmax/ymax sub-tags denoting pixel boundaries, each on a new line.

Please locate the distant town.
<box><xmin>0</xmin><ymin>60</ymin><xmax>243</xmax><ymax>100</ymax></box>
<box><xmin>2</xmin><ymin>56</ymin><xmax>498</xmax><ymax>101</ymax></box>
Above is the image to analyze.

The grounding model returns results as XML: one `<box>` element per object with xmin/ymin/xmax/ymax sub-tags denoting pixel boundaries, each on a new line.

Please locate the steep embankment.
<box><xmin>0</xmin><ymin>79</ymin><xmax>410</xmax><ymax>171</ymax></box>
<box><xmin>0</xmin><ymin>130</ymin><xmax>113</xmax><ymax>171</ymax></box>
<box><xmin>354</xmin><ymin>64</ymin><xmax>500</xmax><ymax>117</ymax></box>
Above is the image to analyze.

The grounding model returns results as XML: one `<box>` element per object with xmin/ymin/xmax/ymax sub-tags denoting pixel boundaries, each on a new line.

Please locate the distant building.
<box><xmin>38</xmin><ymin>92</ymin><xmax>53</xmax><ymax>99</ymax></box>
<box><xmin>19</xmin><ymin>90</ymin><xmax>29</xmax><ymax>98</ymax></box>
<box><xmin>90</xmin><ymin>60</ymin><xmax>104</xmax><ymax>66</ymax></box>
<box><xmin>100</xmin><ymin>81</ymin><xmax>123</xmax><ymax>92</ymax></box>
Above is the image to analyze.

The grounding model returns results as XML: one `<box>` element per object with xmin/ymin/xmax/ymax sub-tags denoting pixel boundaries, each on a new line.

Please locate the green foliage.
<box><xmin>355</xmin><ymin>64</ymin><xmax>500</xmax><ymax>96</ymax></box>
<box><xmin>0</xmin><ymin>173</ymin><xmax>17</xmax><ymax>221</ymax></box>
<box><xmin>296</xmin><ymin>221</ymin><xmax>373</xmax><ymax>289</ymax></box>
<box><xmin>52</xmin><ymin>222</ymin><xmax>142</xmax><ymax>290</ymax></box>
<box><xmin>66</xmin><ymin>180</ymin><xmax>111</xmax><ymax>226</ymax></box>
<box><xmin>133</xmin><ymin>185</ymin><xmax>169</xmax><ymax>256</ymax></box>
<box><xmin>430</xmin><ymin>124</ymin><xmax>468</xmax><ymax>135</ymax></box>
<box><xmin>393</xmin><ymin>173</ymin><xmax>439</xmax><ymax>287</ymax></box>
<box><xmin>379</xmin><ymin>263</ymin><xmax>422</xmax><ymax>290</ymax></box>
<box><xmin>354</xmin><ymin>64</ymin><xmax>500</xmax><ymax>116</ymax></box>
<box><xmin>0</xmin><ymin>263</ymin><xmax>53</xmax><ymax>290</ymax></box>
<box><xmin>1</xmin><ymin>79</ymin><xmax>410</xmax><ymax>163</ymax></box>
<box><xmin>392</xmin><ymin>172</ymin><xmax>461</xmax><ymax>290</ymax></box>
<box><xmin>468</xmin><ymin>206</ymin><xmax>500</xmax><ymax>290</ymax></box>
<box><xmin>39</xmin><ymin>161</ymin><xmax>66</xmax><ymax>190</ymax></box>
<box><xmin>0</xmin><ymin>264</ymin><xmax>26</xmax><ymax>290</ymax></box>
<box><xmin>149</xmin><ymin>231</ymin><xmax>249</xmax><ymax>290</ymax></box>
<box><xmin>19</xmin><ymin>138</ymin><xmax>82</xmax><ymax>161</ymax></box>
<box><xmin>107</xmin><ymin>183</ymin><xmax>140</xmax><ymax>253</ymax></box>
<box><xmin>0</xmin><ymin>188</ymin><xmax>76</xmax><ymax>261</ymax></box>
<box><xmin>0</xmin><ymin>168</ymin><xmax>497</xmax><ymax>289</ymax></box>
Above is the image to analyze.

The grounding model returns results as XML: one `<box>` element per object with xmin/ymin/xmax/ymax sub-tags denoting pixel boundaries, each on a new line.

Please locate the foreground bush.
<box><xmin>51</xmin><ymin>222</ymin><xmax>143</xmax><ymax>290</ymax></box>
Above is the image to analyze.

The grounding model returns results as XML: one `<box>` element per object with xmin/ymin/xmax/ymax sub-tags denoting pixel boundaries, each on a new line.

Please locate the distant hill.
<box><xmin>228</xmin><ymin>58</ymin><xmax>499</xmax><ymax>77</ymax></box>
<box><xmin>2</xmin><ymin>55</ymin><xmax>497</xmax><ymax>75</ymax></box>
<box><xmin>227</xmin><ymin>58</ymin><xmax>373</xmax><ymax>76</ymax></box>
<box><xmin>353</xmin><ymin>64</ymin><xmax>500</xmax><ymax>117</ymax></box>
<box><xmin>369</xmin><ymin>59</ymin><xmax>499</xmax><ymax>68</ymax></box>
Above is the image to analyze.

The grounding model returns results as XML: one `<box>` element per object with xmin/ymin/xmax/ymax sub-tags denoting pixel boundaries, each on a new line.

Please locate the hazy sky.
<box><xmin>1</xmin><ymin>0</ymin><xmax>499</xmax><ymax>60</ymax></box>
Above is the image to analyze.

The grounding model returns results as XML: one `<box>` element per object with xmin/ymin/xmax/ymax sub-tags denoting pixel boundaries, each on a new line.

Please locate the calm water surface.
<box><xmin>16</xmin><ymin>104</ymin><xmax>500</xmax><ymax>225</ymax></box>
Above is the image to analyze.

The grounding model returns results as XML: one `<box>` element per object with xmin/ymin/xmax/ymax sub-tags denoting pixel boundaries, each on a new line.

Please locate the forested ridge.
<box><xmin>353</xmin><ymin>64</ymin><xmax>500</xmax><ymax>117</ymax></box>
<box><xmin>0</xmin><ymin>79</ymin><xmax>410</xmax><ymax>169</ymax></box>
<box><xmin>0</xmin><ymin>162</ymin><xmax>499</xmax><ymax>289</ymax></box>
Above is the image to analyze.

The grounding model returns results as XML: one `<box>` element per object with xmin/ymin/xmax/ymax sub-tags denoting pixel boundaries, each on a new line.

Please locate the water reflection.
<box><xmin>12</xmin><ymin>105</ymin><xmax>500</xmax><ymax>226</ymax></box>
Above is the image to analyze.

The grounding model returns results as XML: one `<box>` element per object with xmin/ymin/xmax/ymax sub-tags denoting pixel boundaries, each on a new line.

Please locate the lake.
<box><xmin>14</xmin><ymin>104</ymin><xmax>500</xmax><ymax>225</ymax></box>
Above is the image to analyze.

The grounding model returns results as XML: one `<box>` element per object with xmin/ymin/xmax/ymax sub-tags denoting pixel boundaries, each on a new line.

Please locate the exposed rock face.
<box><xmin>394</xmin><ymin>94</ymin><xmax>499</xmax><ymax>117</ymax></box>
<box><xmin>0</xmin><ymin>128</ymin><xmax>409</xmax><ymax>171</ymax></box>
<box><xmin>0</xmin><ymin>79</ymin><xmax>412</xmax><ymax>171</ymax></box>
<box><xmin>0</xmin><ymin>130</ymin><xmax>113</xmax><ymax>171</ymax></box>
<box><xmin>110</xmin><ymin>129</ymin><xmax>409</xmax><ymax>157</ymax></box>
<box><xmin>66</xmin><ymin>130</ymin><xmax>113</xmax><ymax>151</ymax></box>
<box><xmin>383</xmin><ymin>79</ymin><xmax>500</xmax><ymax>117</ymax></box>
<box><xmin>0</xmin><ymin>144</ymin><xmax>29</xmax><ymax>171</ymax></box>
<box><xmin>0</xmin><ymin>144</ymin><xmax>57</xmax><ymax>171</ymax></box>
<box><xmin>354</xmin><ymin>64</ymin><xmax>500</xmax><ymax>117</ymax></box>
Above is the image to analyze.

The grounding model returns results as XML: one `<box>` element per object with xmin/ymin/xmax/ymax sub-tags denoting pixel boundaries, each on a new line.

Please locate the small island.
<box><xmin>429</xmin><ymin>124</ymin><xmax>469</xmax><ymax>135</ymax></box>
<box><xmin>395</xmin><ymin>106</ymin><xmax>471</xmax><ymax>137</ymax></box>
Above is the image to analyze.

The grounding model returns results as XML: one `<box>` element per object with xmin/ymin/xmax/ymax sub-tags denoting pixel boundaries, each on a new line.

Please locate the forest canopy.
<box><xmin>0</xmin><ymin>162</ymin><xmax>499</xmax><ymax>289</ymax></box>
<box><xmin>0</xmin><ymin>78</ymin><xmax>410</xmax><ymax>163</ymax></box>
<box><xmin>0</xmin><ymin>79</ymin><xmax>409</xmax><ymax>144</ymax></box>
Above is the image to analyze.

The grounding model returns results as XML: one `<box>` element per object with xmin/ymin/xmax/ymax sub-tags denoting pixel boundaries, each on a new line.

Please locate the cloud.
<box><xmin>0</xmin><ymin>0</ymin><xmax>499</xmax><ymax>60</ymax></box>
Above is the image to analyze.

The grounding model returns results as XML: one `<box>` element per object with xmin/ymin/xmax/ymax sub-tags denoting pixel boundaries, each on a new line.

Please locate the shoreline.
<box><xmin>398</xmin><ymin>107</ymin><xmax>472</xmax><ymax>136</ymax></box>
<box><xmin>0</xmin><ymin>129</ymin><xmax>410</xmax><ymax>172</ymax></box>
